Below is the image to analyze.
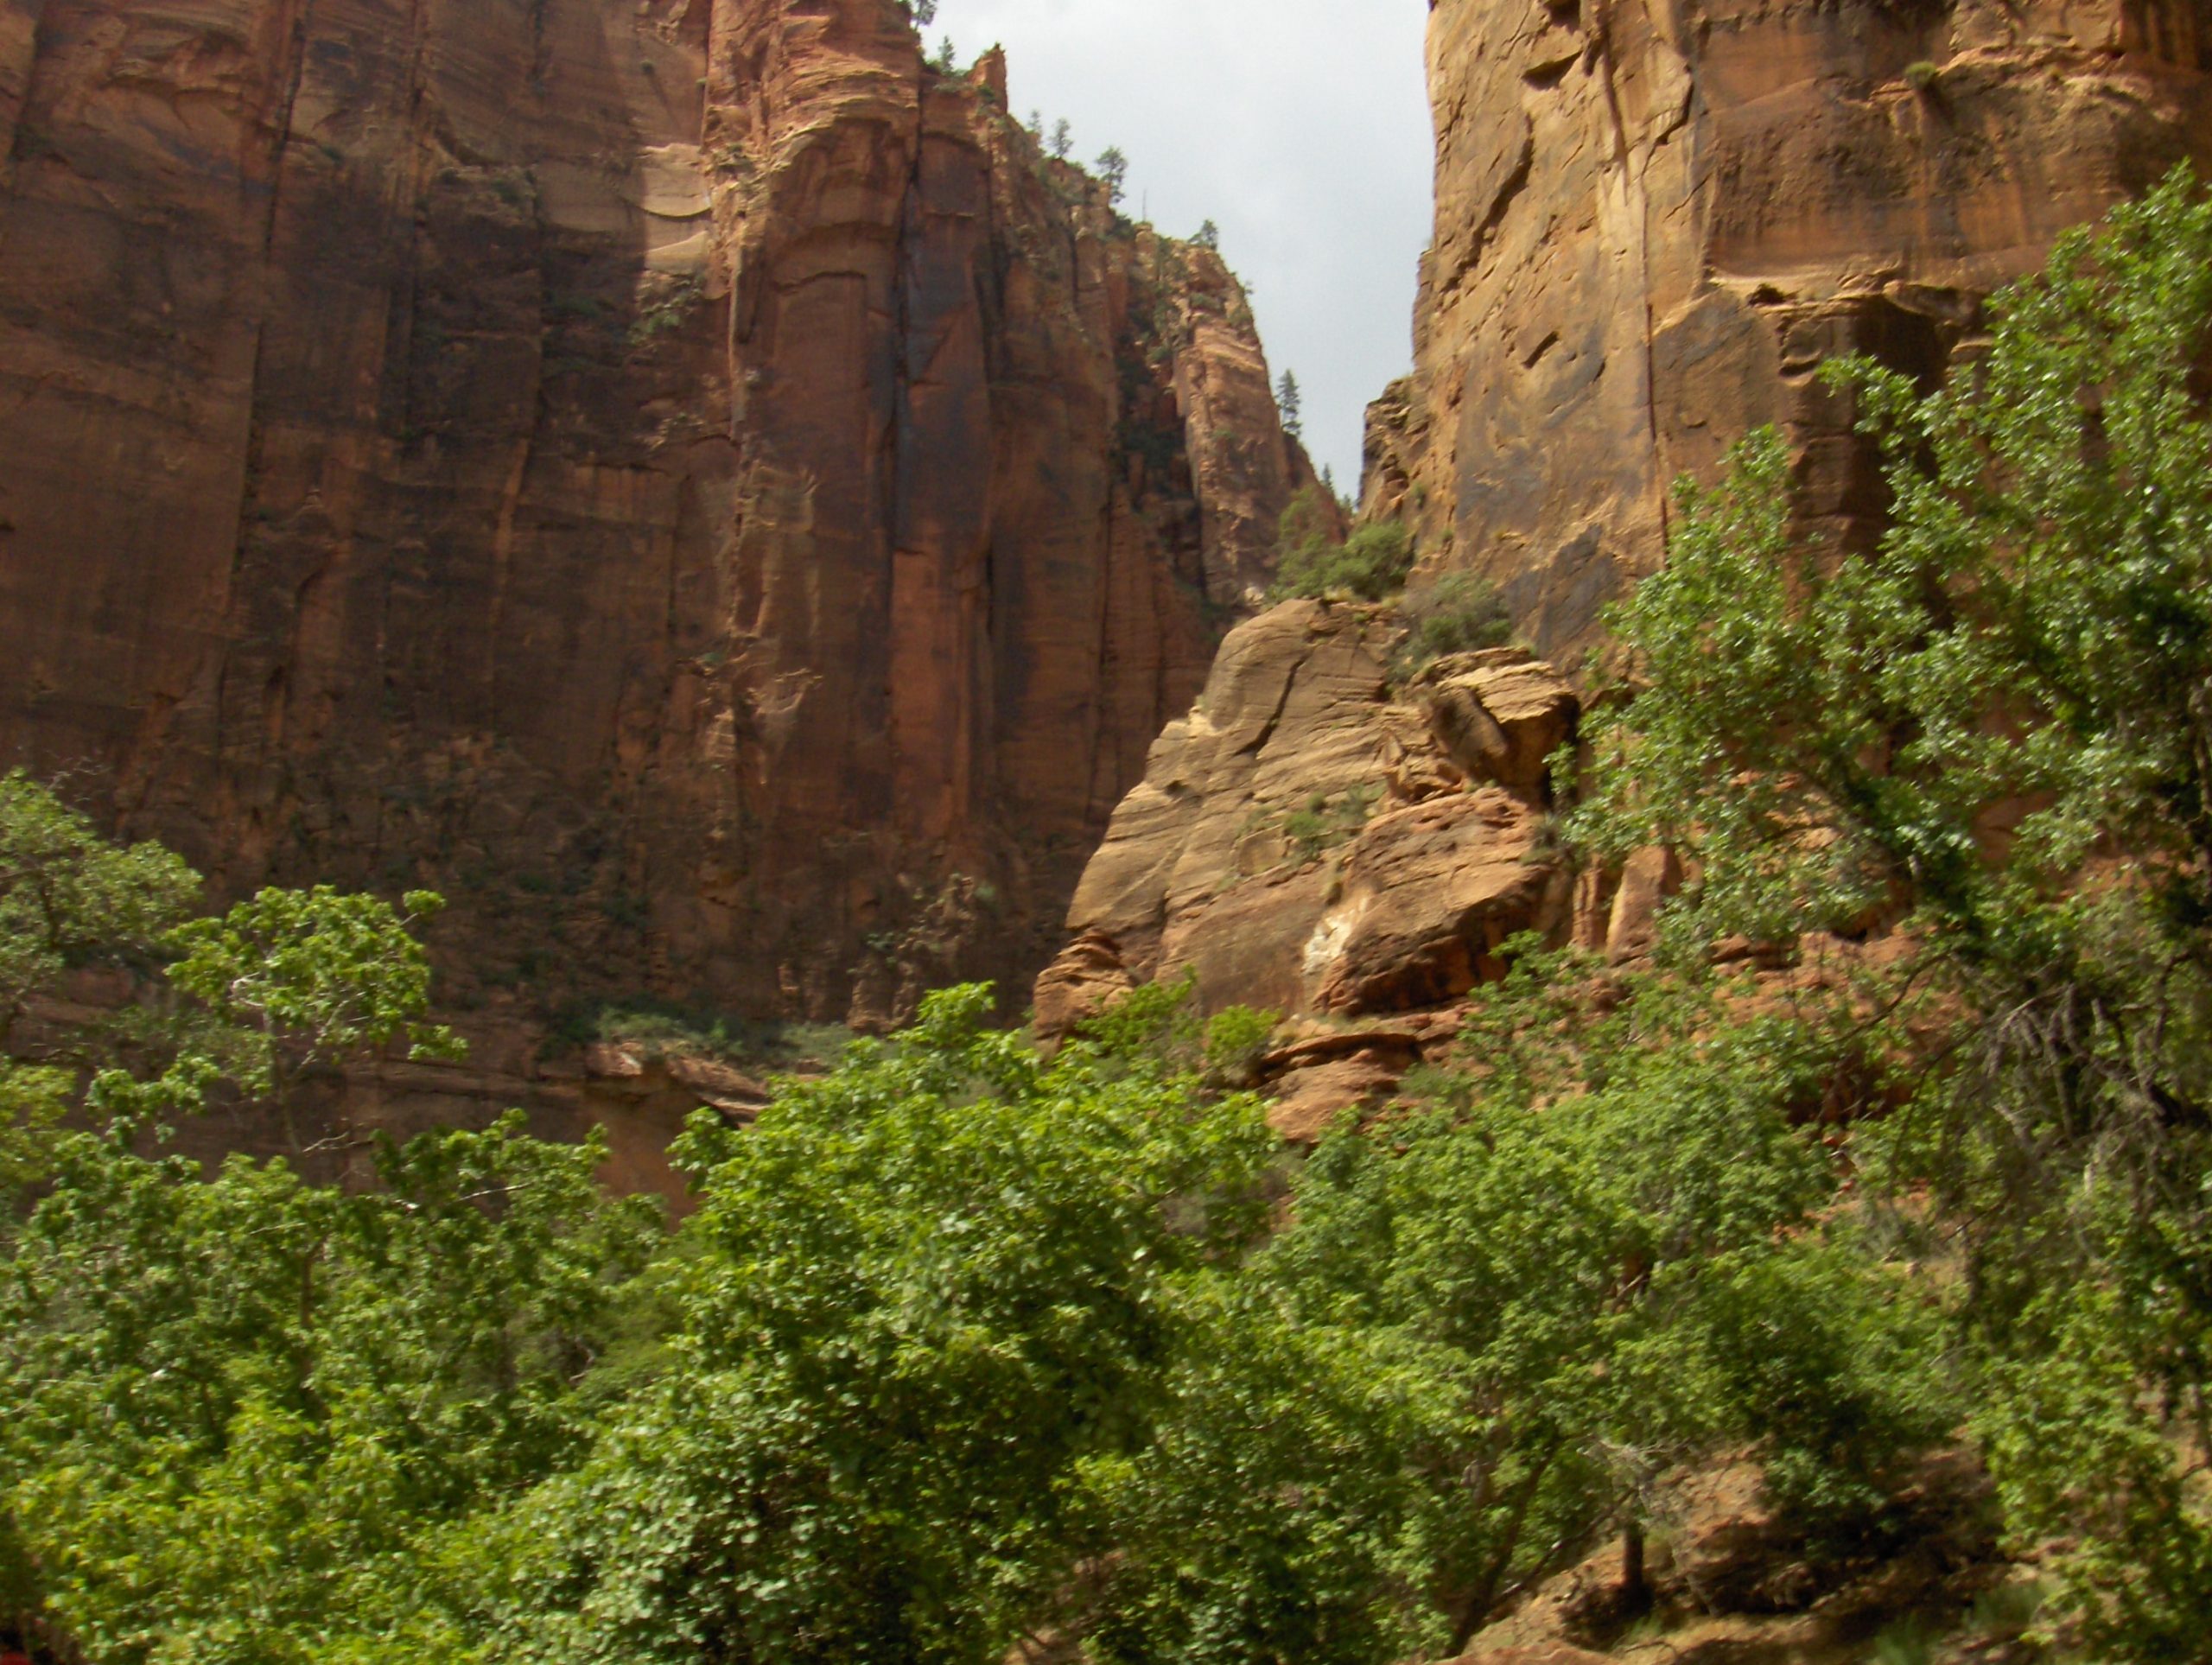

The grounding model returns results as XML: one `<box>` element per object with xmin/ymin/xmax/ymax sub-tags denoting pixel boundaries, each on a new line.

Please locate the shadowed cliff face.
<box><xmin>0</xmin><ymin>0</ymin><xmax>1319</xmax><ymax>1033</ymax></box>
<box><xmin>1367</xmin><ymin>0</ymin><xmax>2212</xmax><ymax>662</ymax></box>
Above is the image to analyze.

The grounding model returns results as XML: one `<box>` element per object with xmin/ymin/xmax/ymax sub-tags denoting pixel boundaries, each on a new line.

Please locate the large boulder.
<box><xmin>1312</xmin><ymin>788</ymin><xmax>1565</xmax><ymax>1014</ymax></box>
<box><xmin>1038</xmin><ymin>601</ymin><xmax>1579</xmax><ymax>1030</ymax></box>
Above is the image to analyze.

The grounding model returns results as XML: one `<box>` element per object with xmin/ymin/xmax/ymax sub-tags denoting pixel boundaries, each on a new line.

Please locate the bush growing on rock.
<box><xmin>1094</xmin><ymin>145</ymin><xmax>1129</xmax><ymax>206</ymax></box>
<box><xmin>1390</xmin><ymin>570</ymin><xmax>1516</xmax><ymax>680</ymax></box>
<box><xmin>1272</xmin><ymin>492</ymin><xmax>1414</xmax><ymax>601</ymax></box>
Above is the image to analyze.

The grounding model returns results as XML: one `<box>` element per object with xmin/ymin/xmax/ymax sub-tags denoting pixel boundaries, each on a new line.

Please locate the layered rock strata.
<box><xmin>0</xmin><ymin>0</ymin><xmax>1318</xmax><ymax>1044</ymax></box>
<box><xmin>1368</xmin><ymin>0</ymin><xmax>2212</xmax><ymax>660</ymax></box>
<box><xmin>1035</xmin><ymin>601</ymin><xmax>1578</xmax><ymax>1055</ymax></box>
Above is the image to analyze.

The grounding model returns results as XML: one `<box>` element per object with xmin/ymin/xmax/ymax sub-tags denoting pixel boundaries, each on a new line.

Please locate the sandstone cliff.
<box><xmin>0</xmin><ymin>0</ymin><xmax>1319</xmax><ymax>1043</ymax></box>
<box><xmin>1368</xmin><ymin>0</ymin><xmax>2212</xmax><ymax>661</ymax></box>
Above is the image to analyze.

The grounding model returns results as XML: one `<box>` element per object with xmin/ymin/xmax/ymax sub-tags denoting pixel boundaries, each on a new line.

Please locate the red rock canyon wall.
<box><xmin>0</xmin><ymin>0</ymin><xmax>1320</xmax><ymax>1038</ymax></box>
<box><xmin>1040</xmin><ymin>0</ymin><xmax>2212</xmax><ymax>1129</ymax></box>
<box><xmin>1367</xmin><ymin>0</ymin><xmax>2212</xmax><ymax>661</ymax></box>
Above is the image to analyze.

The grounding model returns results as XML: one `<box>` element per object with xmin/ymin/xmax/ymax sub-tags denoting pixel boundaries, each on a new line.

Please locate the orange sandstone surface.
<box><xmin>1367</xmin><ymin>0</ymin><xmax>2212</xmax><ymax>661</ymax></box>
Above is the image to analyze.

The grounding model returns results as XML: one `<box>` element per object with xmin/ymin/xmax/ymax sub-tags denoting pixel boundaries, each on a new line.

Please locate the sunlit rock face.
<box><xmin>0</xmin><ymin>0</ymin><xmax>1319</xmax><ymax>1028</ymax></box>
<box><xmin>1367</xmin><ymin>0</ymin><xmax>2212</xmax><ymax>662</ymax></box>
<box><xmin>1034</xmin><ymin>601</ymin><xmax>1578</xmax><ymax>1033</ymax></box>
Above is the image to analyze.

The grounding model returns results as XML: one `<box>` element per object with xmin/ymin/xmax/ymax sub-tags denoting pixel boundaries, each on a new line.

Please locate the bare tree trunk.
<box><xmin>1621</xmin><ymin>1518</ymin><xmax>1649</xmax><ymax>1609</ymax></box>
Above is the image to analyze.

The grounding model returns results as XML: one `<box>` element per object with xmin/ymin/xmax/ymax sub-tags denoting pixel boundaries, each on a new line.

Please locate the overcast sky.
<box><xmin>938</xmin><ymin>0</ymin><xmax>1435</xmax><ymax>497</ymax></box>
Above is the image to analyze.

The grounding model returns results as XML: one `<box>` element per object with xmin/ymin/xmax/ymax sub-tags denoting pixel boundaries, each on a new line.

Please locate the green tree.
<box><xmin>0</xmin><ymin>1115</ymin><xmax>663</xmax><ymax>1663</ymax></box>
<box><xmin>1050</xmin><ymin>118</ymin><xmax>1072</xmax><ymax>161</ymax></box>
<box><xmin>1276</xmin><ymin>368</ymin><xmax>1301</xmax><ymax>439</ymax></box>
<box><xmin>1567</xmin><ymin>165</ymin><xmax>2212</xmax><ymax>1660</ymax></box>
<box><xmin>1076</xmin><ymin>1281</ymin><xmax>1452</xmax><ymax>1665</ymax></box>
<box><xmin>0</xmin><ymin>779</ymin><xmax>665</xmax><ymax>1662</ymax></box>
<box><xmin>1271</xmin><ymin>492</ymin><xmax>1413</xmax><ymax>602</ymax></box>
<box><xmin>1391</xmin><ymin>570</ymin><xmax>1515</xmax><ymax>681</ymax></box>
<box><xmin>166</xmin><ymin>885</ymin><xmax>461</xmax><ymax>1146</ymax></box>
<box><xmin>1095</xmin><ymin>145</ymin><xmax>1129</xmax><ymax>207</ymax></box>
<box><xmin>0</xmin><ymin>772</ymin><xmax>200</xmax><ymax>1197</ymax></box>
<box><xmin>1275</xmin><ymin>971</ymin><xmax>1941</xmax><ymax>1644</ymax></box>
<box><xmin>0</xmin><ymin>773</ymin><xmax>464</xmax><ymax>1172</ymax></box>
<box><xmin>493</xmin><ymin>984</ymin><xmax>1277</xmax><ymax>1665</ymax></box>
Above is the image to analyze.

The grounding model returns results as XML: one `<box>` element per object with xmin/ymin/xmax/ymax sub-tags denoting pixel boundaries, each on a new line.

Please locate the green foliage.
<box><xmin>1202</xmin><ymin>1003</ymin><xmax>1278</xmax><ymax>1090</ymax></box>
<box><xmin>1871</xmin><ymin>1617</ymin><xmax>1936</xmax><ymax>1665</ymax></box>
<box><xmin>0</xmin><ymin>774</ymin><xmax>470</xmax><ymax>1187</ymax></box>
<box><xmin>20</xmin><ymin>157</ymin><xmax>2212</xmax><ymax>1657</ymax></box>
<box><xmin>1273</xmin><ymin>493</ymin><xmax>1414</xmax><ymax>602</ymax></box>
<box><xmin>1094</xmin><ymin>145</ymin><xmax>1129</xmax><ymax>206</ymax></box>
<box><xmin>939</xmin><ymin>950</ymin><xmax>1939</xmax><ymax>1655</ymax></box>
<box><xmin>0</xmin><ymin>772</ymin><xmax>207</xmax><ymax>1162</ymax></box>
<box><xmin>1573</xmin><ymin>164</ymin><xmax>2212</xmax><ymax>958</ymax></box>
<box><xmin>1568</xmin><ymin>165</ymin><xmax>2212</xmax><ymax>1661</ymax></box>
<box><xmin>167</xmin><ymin>886</ymin><xmax>461</xmax><ymax>1108</ymax></box>
<box><xmin>1072</xmin><ymin>967</ymin><xmax>1206</xmax><ymax>1064</ymax></box>
<box><xmin>492</xmin><ymin>984</ymin><xmax>1277</xmax><ymax>1664</ymax></box>
<box><xmin>0</xmin><ymin>1063</ymin><xmax>70</xmax><ymax>1198</ymax></box>
<box><xmin>0</xmin><ymin>777</ymin><xmax>679</xmax><ymax>1662</ymax></box>
<box><xmin>626</xmin><ymin>277</ymin><xmax>703</xmax><ymax>349</ymax></box>
<box><xmin>1277</xmin><ymin>368</ymin><xmax>1302</xmax><ymax>439</ymax></box>
<box><xmin>564</xmin><ymin>997</ymin><xmax>853</xmax><ymax>1072</ymax></box>
<box><xmin>0</xmin><ymin>772</ymin><xmax>200</xmax><ymax>1012</ymax></box>
<box><xmin>0</xmin><ymin>1115</ymin><xmax>663</xmax><ymax>1664</ymax></box>
<box><xmin>1075</xmin><ymin>1283</ymin><xmax>1451</xmax><ymax>1665</ymax></box>
<box><xmin>0</xmin><ymin>933</ymin><xmax>1946</xmax><ymax>1663</ymax></box>
<box><xmin>1391</xmin><ymin>570</ymin><xmax>1516</xmax><ymax>680</ymax></box>
<box><xmin>1683</xmin><ymin>1235</ymin><xmax>1952</xmax><ymax>1543</ymax></box>
<box><xmin>1277</xmin><ymin>785</ymin><xmax>1380</xmax><ymax>865</ymax></box>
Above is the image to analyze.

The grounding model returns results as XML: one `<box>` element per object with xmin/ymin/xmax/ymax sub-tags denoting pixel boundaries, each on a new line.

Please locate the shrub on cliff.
<box><xmin>1273</xmin><ymin>492</ymin><xmax>1414</xmax><ymax>601</ymax></box>
<box><xmin>1568</xmin><ymin>164</ymin><xmax>2212</xmax><ymax>1660</ymax></box>
<box><xmin>1094</xmin><ymin>145</ymin><xmax>1129</xmax><ymax>207</ymax></box>
<box><xmin>1390</xmin><ymin>571</ymin><xmax>1516</xmax><ymax>679</ymax></box>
